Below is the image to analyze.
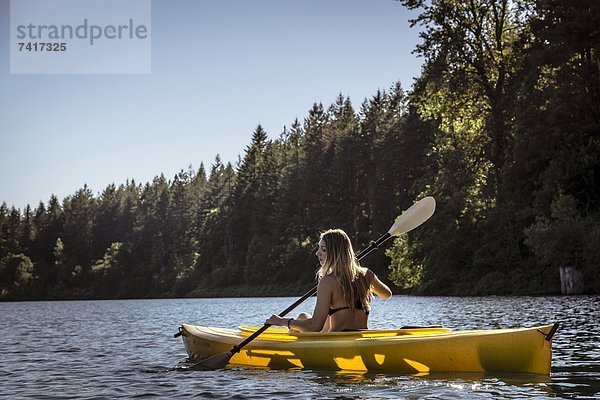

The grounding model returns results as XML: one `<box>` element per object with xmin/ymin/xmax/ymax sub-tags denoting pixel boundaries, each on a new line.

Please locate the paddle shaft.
<box><xmin>230</xmin><ymin>232</ymin><xmax>392</xmax><ymax>354</ymax></box>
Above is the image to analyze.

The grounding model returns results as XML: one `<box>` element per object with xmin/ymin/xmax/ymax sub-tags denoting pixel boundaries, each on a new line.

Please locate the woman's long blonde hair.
<box><xmin>317</xmin><ymin>229</ymin><xmax>371</xmax><ymax>312</ymax></box>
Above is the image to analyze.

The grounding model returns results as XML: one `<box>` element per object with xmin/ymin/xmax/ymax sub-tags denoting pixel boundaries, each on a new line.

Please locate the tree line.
<box><xmin>1</xmin><ymin>0</ymin><xmax>598</xmax><ymax>300</ymax></box>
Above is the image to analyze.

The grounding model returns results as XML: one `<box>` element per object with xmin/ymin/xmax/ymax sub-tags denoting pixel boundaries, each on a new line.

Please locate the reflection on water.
<box><xmin>0</xmin><ymin>295</ymin><xmax>598</xmax><ymax>399</ymax></box>
<box><xmin>310</xmin><ymin>370</ymin><xmax>556</xmax><ymax>398</ymax></box>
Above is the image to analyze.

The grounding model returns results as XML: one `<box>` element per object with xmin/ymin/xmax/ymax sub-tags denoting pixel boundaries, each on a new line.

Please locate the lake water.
<box><xmin>1</xmin><ymin>295</ymin><xmax>598</xmax><ymax>399</ymax></box>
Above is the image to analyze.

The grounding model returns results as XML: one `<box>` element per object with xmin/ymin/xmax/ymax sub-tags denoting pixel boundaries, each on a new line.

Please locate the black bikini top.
<box><xmin>328</xmin><ymin>270</ymin><xmax>371</xmax><ymax>316</ymax></box>
<box><xmin>328</xmin><ymin>300</ymin><xmax>369</xmax><ymax>316</ymax></box>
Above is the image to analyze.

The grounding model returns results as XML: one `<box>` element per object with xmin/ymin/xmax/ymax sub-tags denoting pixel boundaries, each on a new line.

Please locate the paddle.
<box><xmin>188</xmin><ymin>196</ymin><xmax>436</xmax><ymax>370</ymax></box>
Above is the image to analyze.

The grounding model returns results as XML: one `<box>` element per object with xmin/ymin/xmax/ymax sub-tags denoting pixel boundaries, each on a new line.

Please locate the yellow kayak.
<box><xmin>178</xmin><ymin>323</ymin><xmax>558</xmax><ymax>374</ymax></box>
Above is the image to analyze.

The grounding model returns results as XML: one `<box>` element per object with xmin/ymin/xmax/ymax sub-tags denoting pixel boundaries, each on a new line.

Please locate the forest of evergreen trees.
<box><xmin>1</xmin><ymin>0</ymin><xmax>599</xmax><ymax>300</ymax></box>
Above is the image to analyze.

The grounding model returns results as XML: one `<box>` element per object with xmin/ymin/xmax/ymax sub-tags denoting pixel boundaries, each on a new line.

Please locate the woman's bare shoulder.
<box><xmin>359</xmin><ymin>266</ymin><xmax>374</xmax><ymax>280</ymax></box>
<box><xmin>319</xmin><ymin>274</ymin><xmax>337</xmax><ymax>286</ymax></box>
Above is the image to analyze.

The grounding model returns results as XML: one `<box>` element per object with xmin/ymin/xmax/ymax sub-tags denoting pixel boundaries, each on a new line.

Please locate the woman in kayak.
<box><xmin>266</xmin><ymin>228</ymin><xmax>392</xmax><ymax>332</ymax></box>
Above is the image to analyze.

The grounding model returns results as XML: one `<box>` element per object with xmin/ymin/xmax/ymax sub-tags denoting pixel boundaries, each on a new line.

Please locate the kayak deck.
<box><xmin>237</xmin><ymin>325</ymin><xmax>453</xmax><ymax>340</ymax></box>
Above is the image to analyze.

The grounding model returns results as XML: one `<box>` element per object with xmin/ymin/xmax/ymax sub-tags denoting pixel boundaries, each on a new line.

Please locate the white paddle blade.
<box><xmin>388</xmin><ymin>196</ymin><xmax>436</xmax><ymax>236</ymax></box>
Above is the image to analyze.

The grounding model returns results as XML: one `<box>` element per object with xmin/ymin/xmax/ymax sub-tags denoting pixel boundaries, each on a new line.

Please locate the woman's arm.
<box><xmin>266</xmin><ymin>277</ymin><xmax>333</xmax><ymax>332</ymax></box>
<box><xmin>366</xmin><ymin>269</ymin><xmax>392</xmax><ymax>300</ymax></box>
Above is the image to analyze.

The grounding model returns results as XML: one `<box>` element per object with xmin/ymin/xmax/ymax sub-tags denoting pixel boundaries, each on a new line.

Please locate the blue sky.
<box><xmin>0</xmin><ymin>0</ymin><xmax>423</xmax><ymax>210</ymax></box>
